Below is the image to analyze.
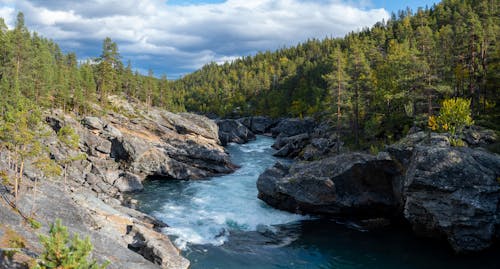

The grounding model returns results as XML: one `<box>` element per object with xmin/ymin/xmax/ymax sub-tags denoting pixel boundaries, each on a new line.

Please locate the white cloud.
<box><xmin>0</xmin><ymin>0</ymin><xmax>390</xmax><ymax>75</ymax></box>
<box><xmin>0</xmin><ymin>2</ymin><xmax>15</xmax><ymax>28</ymax></box>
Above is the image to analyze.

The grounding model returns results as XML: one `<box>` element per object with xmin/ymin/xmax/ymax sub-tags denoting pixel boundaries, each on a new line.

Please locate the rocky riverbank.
<box><xmin>257</xmin><ymin>120</ymin><xmax>500</xmax><ymax>254</ymax></box>
<box><xmin>1</xmin><ymin>96</ymin><xmax>237</xmax><ymax>269</ymax></box>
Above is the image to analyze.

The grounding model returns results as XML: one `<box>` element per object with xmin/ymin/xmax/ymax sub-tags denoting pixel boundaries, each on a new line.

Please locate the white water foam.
<box><xmin>149</xmin><ymin>136</ymin><xmax>307</xmax><ymax>250</ymax></box>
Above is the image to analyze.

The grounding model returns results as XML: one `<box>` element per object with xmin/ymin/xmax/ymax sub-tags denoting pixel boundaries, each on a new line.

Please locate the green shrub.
<box><xmin>28</xmin><ymin>218</ymin><xmax>42</xmax><ymax>230</ymax></box>
<box><xmin>429</xmin><ymin>98</ymin><xmax>473</xmax><ymax>147</ymax></box>
<box><xmin>33</xmin><ymin>219</ymin><xmax>109</xmax><ymax>269</ymax></box>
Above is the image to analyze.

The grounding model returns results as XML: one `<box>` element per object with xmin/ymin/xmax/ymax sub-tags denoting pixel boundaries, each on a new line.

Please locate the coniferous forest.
<box><xmin>0</xmin><ymin>0</ymin><xmax>499</xmax><ymax>148</ymax></box>
<box><xmin>172</xmin><ymin>0</ymin><xmax>499</xmax><ymax>146</ymax></box>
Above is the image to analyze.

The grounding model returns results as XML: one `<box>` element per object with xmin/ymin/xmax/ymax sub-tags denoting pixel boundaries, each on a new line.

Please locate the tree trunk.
<box><xmin>354</xmin><ymin>87</ymin><xmax>359</xmax><ymax>147</ymax></box>
<box><xmin>337</xmin><ymin>56</ymin><xmax>341</xmax><ymax>153</ymax></box>
<box><xmin>64</xmin><ymin>166</ymin><xmax>67</xmax><ymax>192</ymax></box>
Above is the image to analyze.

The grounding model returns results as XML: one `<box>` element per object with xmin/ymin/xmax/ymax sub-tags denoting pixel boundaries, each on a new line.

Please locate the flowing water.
<box><xmin>134</xmin><ymin>136</ymin><xmax>498</xmax><ymax>269</ymax></box>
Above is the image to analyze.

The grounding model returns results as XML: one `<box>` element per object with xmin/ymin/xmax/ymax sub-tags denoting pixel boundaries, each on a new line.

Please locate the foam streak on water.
<box><xmin>135</xmin><ymin>136</ymin><xmax>306</xmax><ymax>250</ymax></box>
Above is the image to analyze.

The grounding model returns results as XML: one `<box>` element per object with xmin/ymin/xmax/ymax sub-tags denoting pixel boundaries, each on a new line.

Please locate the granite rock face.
<box><xmin>403</xmin><ymin>145</ymin><xmax>500</xmax><ymax>253</ymax></box>
<box><xmin>270</xmin><ymin>119</ymin><xmax>343</xmax><ymax>160</ymax></box>
<box><xmin>258</xmin><ymin>130</ymin><xmax>500</xmax><ymax>253</ymax></box>
<box><xmin>0</xmin><ymin>97</ymin><xmax>240</xmax><ymax>269</ymax></box>
<box><xmin>257</xmin><ymin>153</ymin><xmax>402</xmax><ymax>218</ymax></box>
<box><xmin>238</xmin><ymin>116</ymin><xmax>277</xmax><ymax>134</ymax></box>
<box><xmin>271</xmin><ymin>117</ymin><xmax>315</xmax><ymax>138</ymax></box>
<box><xmin>217</xmin><ymin>119</ymin><xmax>256</xmax><ymax>146</ymax></box>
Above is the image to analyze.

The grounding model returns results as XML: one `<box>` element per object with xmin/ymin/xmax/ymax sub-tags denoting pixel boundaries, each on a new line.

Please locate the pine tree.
<box><xmin>97</xmin><ymin>37</ymin><xmax>121</xmax><ymax>106</ymax></box>
<box><xmin>34</xmin><ymin>219</ymin><xmax>109</xmax><ymax>269</ymax></box>
<box><xmin>347</xmin><ymin>39</ymin><xmax>372</xmax><ymax>147</ymax></box>
<box><xmin>57</xmin><ymin>126</ymin><xmax>86</xmax><ymax>192</ymax></box>
<box><xmin>323</xmin><ymin>45</ymin><xmax>350</xmax><ymax>152</ymax></box>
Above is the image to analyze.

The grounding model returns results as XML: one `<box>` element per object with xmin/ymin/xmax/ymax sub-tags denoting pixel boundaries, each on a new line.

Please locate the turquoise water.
<box><xmin>134</xmin><ymin>136</ymin><xmax>498</xmax><ymax>269</ymax></box>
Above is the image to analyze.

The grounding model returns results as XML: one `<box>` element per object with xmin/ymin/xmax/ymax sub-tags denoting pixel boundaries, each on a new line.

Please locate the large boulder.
<box><xmin>114</xmin><ymin>172</ymin><xmax>144</xmax><ymax>192</ymax></box>
<box><xmin>217</xmin><ymin>119</ymin><xmax>256</xmax><ymax>146</ymax></box>
<box><xmin>166</xmin><ymin>112</ymin><xmax>220</xmax><ymax>142</ymax></box>
<box><xmin>82</xmin><ymin>116</ymin><xmax>104</xmax><ymax>131</ymax></box>
<box><xmin>386</xmin><ymin>132</ymin><xmax>450</xmax><ymax>167</ymax></box>
<box><xmin>238</xmin><ymin>116</ymin><xmax>277</xmax><ymax>134</ymax></box>
<box><xmin>271</xmin><ymin>120</ymin><xmax>342</xmax><ymax>160</ymax></box>
<box><xmin>270</xmin><ymin>118</ymin><xmax>315</xmax><ymax>138</ymax></box>
<box><xmin>403</xmin><ymin>145</ymin><xmax>500</xmax><ymax>253</ymax></box>
<box><xmin>272</xmin><ymin>133</ymin><xmax>310</xmax><ymax>158</ymax></box>
<box><xmin>257</xmin><ymin>153</ymin><xmax>402</xmax><ymax>218</ymax></box>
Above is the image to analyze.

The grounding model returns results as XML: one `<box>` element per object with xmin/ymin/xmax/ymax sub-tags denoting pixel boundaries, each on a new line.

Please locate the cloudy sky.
<box><xmin>0</xmin><ymin>0</ymin><xmax>439</xmax><ymax>78</ymax></box>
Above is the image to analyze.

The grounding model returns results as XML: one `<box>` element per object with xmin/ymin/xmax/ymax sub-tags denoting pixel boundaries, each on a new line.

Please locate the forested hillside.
<box><xmin>0</xmin><ymin>12</ymin><xmax>184</xmax><ymax>118</ymax></box>
<box><xmin>0</xmin><ymin>0</ymin><xmax>498</xmax><ymax>149</ymax></box>
<box><xmin>172</xmin><ymin>0</ymin><xmax>499</xmax><ymax>145</ymax></box>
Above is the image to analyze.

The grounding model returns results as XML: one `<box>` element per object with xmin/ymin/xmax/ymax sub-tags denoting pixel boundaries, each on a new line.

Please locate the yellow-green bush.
<box><xmin>428</xmin><ymin>98</ymin><xmax>474</xmax><ymax>146</ymax></box>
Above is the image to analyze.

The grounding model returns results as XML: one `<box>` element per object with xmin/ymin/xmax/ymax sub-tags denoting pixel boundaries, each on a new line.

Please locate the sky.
<box><xmin>0</xmin><ymin>0</ymin><xmax>440</xmax><ymax>78</ymax></box>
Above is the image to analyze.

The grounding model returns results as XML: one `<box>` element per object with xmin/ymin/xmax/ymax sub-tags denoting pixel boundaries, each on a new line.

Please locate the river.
<box><xmin>133</xmin><ymin>136</ymin><xmax>498</xmax><ymax>269</ymax></box>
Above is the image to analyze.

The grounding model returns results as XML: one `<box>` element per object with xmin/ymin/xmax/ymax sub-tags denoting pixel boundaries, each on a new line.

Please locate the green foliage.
<box><xmin>430</xmin><ymin>98</ymin><xmax>474</xmax><ymax>137</ymax></box>
<box><xmin>57</xmin><ymin>126</ymin><xmax>80</xmax><ymax>149</ymax></box>
<box><xmin>449</xmin><ymin>137</ymin><xmax>466</xmax><ymax>147</ymax></box>
<box><xmin>1</xmin><ymin>227</ymin><xmax>26</xmax><ymax>259</ymax></box>
<box><xmin>0</xmin><ymin>170</ymin><xmax>9</xmax><ymax>185</ymax></box>
<box><xmin>429</xmin><ymin>98</ymin><xmax>474</xmax><ymax>147</ymax></box>
<box><xmin>28</xmin><ymin>217</ymin><xmax>42</xmax><ymax>230</ymax></box>
<box><xmin>34</xmin><ymin>219</ymin><xmax>109</xmax><ymax>269</ymax></box>
<box><xmin>0</xmin><ymin>0</ymin><xmax>498</xmax><ymax>151</ymax></box>
<box><xmin>369</xmin><ymin>144</ymin><xmax>381</xmax><ymax>155</ymax></box>
<box><xmin>32</xmin><ymin>157</ymin><xmax>62</xmax><ymax>178</ymax></box>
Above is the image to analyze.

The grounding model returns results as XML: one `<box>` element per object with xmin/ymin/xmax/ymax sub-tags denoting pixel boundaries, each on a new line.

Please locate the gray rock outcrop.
<box><xmin>257</xmin><ymin>153</ymin><xmax>402</xmax><ymax>218</ymax></box>
<box><xmin>270</xmin><ymin>119</ymin><xmax>343</xmax><ymax>160</ymax></box>
<box><xmin>271</xmin><ymin>117</ymin><xmax>315</xmax><ymax>138</ymax></box>
<box><xmin>0</xmin><ymin>96</ymin><xmax>238</xmax><ymax>269</ymax></box>
<box><xmin>403</xmin><ymin>145</ymin><xmax>500</xmax><ymax>253</ymax></box>
<box><xmin>258</xmin><ymin>130</ymin><xmax>500</xmax><ymax>253</ymax></box>
<box><xmin>217</xmin><ymin>119</ymin><xmax>256</xmax><ymax>146</ymax></box>
<box><xmin>238</xmin><ymin>116</ymin><xmax>277</xmax><ymax>134</ymax></box>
